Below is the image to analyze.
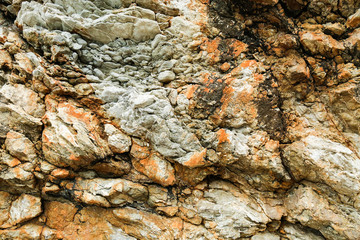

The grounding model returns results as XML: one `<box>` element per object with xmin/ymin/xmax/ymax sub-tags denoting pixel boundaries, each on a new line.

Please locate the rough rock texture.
<box><xmin>0</xmin><ymin>0</ymin><xmax>360</xmax><ymax>239</ymax></box>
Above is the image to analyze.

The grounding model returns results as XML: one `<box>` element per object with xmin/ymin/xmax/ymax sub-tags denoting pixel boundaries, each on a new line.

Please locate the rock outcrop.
<box><xmin>0</xmin><ymin>0</ymin><xmax>360</xmax><ymax>239</ymax></box>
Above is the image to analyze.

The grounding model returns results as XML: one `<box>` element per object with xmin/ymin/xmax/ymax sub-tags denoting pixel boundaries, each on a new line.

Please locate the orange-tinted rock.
<box><xmin>182</xmin><ymin>148</ymin><xmax>207</xmax><ymax>168</ymax></box>
<box><xmin>14</xmin><ymin>52</ymin><xmax>34</xmax><ymax>74</ymax></box>
<box><xmin>45</xmin><ymin>201</ymin><xmax>78</xmax><ymax>230</ymax></box>
<box><xmin>300</xmin><ymin>31</ymin><xmax>345</xmax><ymax>58</ymax></box>
<box><xmin>0</xmin><ymin>223</ymin><xmax>44</xmax><ymax>239</ymax></box>
<box><xmin>5</xmin><ymin>131</ymin><xmax>37</xmax><ymax>162</ymax></box>
<box><xmin>104</xmin><ymin>124</ymin><xmax>132</xmax><ymax>154</ymax></box>
<box><xmin>6</xmin><ymin>194</ymin><xmax>42</xmax><ymax>227</ymax></box>
<box><xmin>0</xmin><ymin>49</ymin><xmax>12</xmax><ymax>69</ymax></box>
<box><xmin>113</xmin><ymin>207</ymin><xmax>183</xmax><ymax>239</ymax></box>
<box><xmin>132</xmin><ymin>152</ymin><xmax>176</xmax><ymax>186</ymax></box>
<box><xmin>42</xmin><ymin>97</ymin><xmax>112</xmax><ymax>169</ymax></box>
<box><xmin>131</xmin><ymin>140</ymin><xmax>176</xmax><ymax>186</ymax></box>
<box><xmin>346</xmin><ymin>8</ymin><xmax>360</xmax><ymax>28</ymax></box>
<box><xmin>220</xmin><ymin>62</ymin><xmax>231</xmax><ymax>72</ymax></box>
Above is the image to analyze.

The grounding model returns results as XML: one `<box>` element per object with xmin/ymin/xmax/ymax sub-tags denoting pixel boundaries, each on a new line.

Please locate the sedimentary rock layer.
<box><xmin>0</xmin><ymin>0</ymin><xmax>360</xmax><ymax>239</ymax></box>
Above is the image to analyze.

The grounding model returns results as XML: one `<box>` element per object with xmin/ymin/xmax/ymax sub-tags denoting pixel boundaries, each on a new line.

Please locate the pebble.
<box><xmin>158</xmin><ymin>71</ymin><xmax>176</xmax><ymax>83</ymax></box>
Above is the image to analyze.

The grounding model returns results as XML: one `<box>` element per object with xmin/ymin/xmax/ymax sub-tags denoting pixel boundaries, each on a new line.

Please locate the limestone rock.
<box><xmin>42</xmin><ymin>97</ymin><xmax>112</xmax><ymax>169</ymax></box>
<box><xmin>131</xmin><ymin>141</ymin><xmax>176</xmax><ymax>186</ymax></box>
<box><xmin>1</xmin><ymin>0</ymin><xmax>360</xmax><ymax>238</ymax></box>
<box><xmin>283</xmin><ymin>135</ymin><xmax>360</xmax><ymax>196</ymax></box>
<box><xmin>101</xmin><ymin>88</ymin><xmax>207</xmax><ymax>167</ymax></box>
<box><xmin>7</xmin><ymin>194</ymin><xmax>42</xmax><ymax>227</ymax></box>
<box><xmin>196</xmin><ymin>181</ymin><xmax>271</xmax><ymax>238</ymax></box>
<box><xmin>16</xmin><ymin>1</ymin><xmax>160</xmax><ymax>43</ymax></box>
<box><xmin>113</xmin><ymin>207</ymin><xmax>183</xmax><ymax>240</ymax></box>
<box><xmin>0</xmin><ymin>84</ymin><xmax>45</xmax><ymax>118</ymax></box>
<box><xmin>71</xmin><ymin>178</ymin><xmax>148</xmax><ymax>207</ymax></box>
<box><xmin>0</xmin><ymin>86</ymin><xmax>43</xmax><ymax>141</ymax></box>
<box><xmin>104</xmin><ymin>124</ymin><xmax>132</xmax><ymax>154</ymax></box>
<box><xmin>5</xmin><ymin>131</ymin><xmax>37</xmax><ymax>162</ymax></box>
<box><xmin>158</xmin><ymin>70</ymin><xmax>176</xmax><ymax>83</ymax></box>
<box><xmin>285</xmin><ymin>184</ymin><xmax>360</xmax><ymax>239</ymax></box>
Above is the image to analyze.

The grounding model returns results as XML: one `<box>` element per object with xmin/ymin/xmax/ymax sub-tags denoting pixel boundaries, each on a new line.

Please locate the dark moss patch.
<box><xmin>255</xmin><ymin>77</ymin><xmax>286</xmax><ymax>141</ymax></box>
<box><xmin>189</xmin><ymin>75</ymin><xmax>226</xmax><ymax>119</ymax></box>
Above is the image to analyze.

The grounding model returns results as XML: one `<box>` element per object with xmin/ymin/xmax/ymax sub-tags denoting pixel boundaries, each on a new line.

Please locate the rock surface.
<box><xmin>0</xmin><ymin>0</ymin><xmax>359</xmax><ymax>239</ymax></box>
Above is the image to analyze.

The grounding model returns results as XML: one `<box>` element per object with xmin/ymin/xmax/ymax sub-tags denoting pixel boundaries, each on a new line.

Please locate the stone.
<box><xmin>132</xmin><ymin>18</ymin><xmax>161</xmax><ymax>42</ymax></box>
<box><xmin>131</xmin><ymin>141</ymin><xmax>176</xmax><ymax>186</ymax></box>
<box><xmin>104</xmin><ymin>124</ymin><xmax>132</xmax><ymax>154</ymax></box>
<box><xmin>285</xmin><ymin>184</ymin><xmax>360</xmax><ymax>239</ymax></box>
<box><xmin>251</xmin><ymin>232</ymin><xmax>280</xmax><ymax>240</ymax></box>
<box><xmin>0</xmin><ymin>224</ymin><xmax>43</xmax><ymax>240</ymax></box>
<box><xmin>113</xmin><ymin>207</ymin><xmax>183</xmax><ymax>240</ymax></box>
<box><xmin>158</xmin><ymin>70</ymin><xmax>176</xmax><ymax>83</ymax></box>
<box><xmin>14</xmin><ymin>53</ymin><xmax>34</xmax><ymax>74</ymax></box>
<box><xmin>101</xmin><ymin>88</ymin><xmax>207</xmax><ymax>167</ymax></box>
<box><xmin>196</xmin><ymin>181</ymin><xmax>271</xmax><ymax>238</ymax></box>
<box><xmin>0</xmin><ymin>84</ymin><xmax>45</xmax><ymax>118</ymax></box>
<box><xmin>16</xmin><ymin>1</ymin><xmax>160</xmax><ymax>43</ymax></box>
<box><xmin>300</xmin><ymin>31</ymin><xmax>345</xmax><ymax>58</ymax></box>
<box><xmin>283</xmin><ymin>135</ymin><xmax>360</xmax><ymax>196</ymax></box>
<box><xmin>346</xmin><ymin>8</ymin><xmax>360</xmax><ymax>28</ymax></box>
<box><xmin>5</xmin><ymin>131</ymin><xmax>37</xmax><ymax>162</ymax></box>
<box><xmin>0</xmin><ymin>151</ymin><xmax>36</xmax><ymax>191</ymax></box>
<box><xmin>281</xmin><ymin>223</ymin><xmax>326</xmax><ymax>240</ymax></box>
<box><xmin>71</xmin><ymin>178</ymin><xmax>148</xmax><ymax>207</ymax></box>
<box><xmin>7</xmin><ymin>194</ymin><xmax>42</xmax><ymax>226</ymax></box>
<box><xmin>324</xmin><ymin>23</ymin><xmax>346</xmax><ymax>36</ymax></box>
<box><xmin>2</xmin><ymin>0</ymin><xmax>360</xmax><ymax>238</ymax></box>
<box><xmin>43</xmin><ymin>204</ymin><xmax>136</xmax><ymax>240</ymax></box>
<box><xmin>0</xmin><ymin>49</ymin><xmax>12</xmax><ymax>69</ymax></box>
<box><xmin>0</xmin><ymin>87</ymin><xmax>43</xmax><ymax>141</ymax></box>
<box><xmin>88</xmin><ymin>157</ymin><xmax>131</xmax><ymax>177</ymax></box>
<box><xmin>42</xmin><ymin>97</ymin><xmax>112</xmax><ymax>169</ymax></box>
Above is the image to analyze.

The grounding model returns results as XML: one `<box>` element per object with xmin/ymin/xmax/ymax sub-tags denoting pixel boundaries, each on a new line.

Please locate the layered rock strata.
<box><xmin>0</xmin><ymin>0</ymin><xmax>360</xmax><ymax>239</ymax></box>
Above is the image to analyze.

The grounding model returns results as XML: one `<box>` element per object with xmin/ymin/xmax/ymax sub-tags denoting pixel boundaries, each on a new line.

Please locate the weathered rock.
<box><xmin>158</xmin><ymin>70</ymin><xmax>176</xmax><ymax>83</ymax></box>
<box><xmin>285</xmin><ymin>184</ymin><xmax>360</xmax><ymax>239</ymax></box>
<box><xmin>0</xmin><ymin>86</ymin><xmax>43</xmax><ymax>140</ymax></box>
<box><xmin>42</xmin><ymin>97</ymin><xmax>112</xmax><ymax>169</ymax></box>
<box><xmin>0</xmin><ymin>224</ymin><xmax>44</xmax><ymax>240</ymax></box>
<box><xmin>113</xmin><ymin>207</ymin><xmax>183</xmax><ymax>240</ymax></box>
<box><xmin>100</xmin><ymin>88</ymin><xmax>207</xmax><ymax>167</ymax></box>
<box><xmin>16</xmin><ymin>1</ymin><xmax>160</xmax><ymax>43</ymax></box>
<box><xmin>131</xmin><ymin>140</ymin><xmax>176</xmax><ymax>186</ymax></box>
<box><xmin>300</xmin><ymin>31</ymin><xmax>345</xmax><ymax>58</ymax></box>
<box><xmin>2</xmin><ymin>194</ymin><xmax>42</xmax><ymax>227</ymax></box>
<box><xmin>346</xmin><ymin>8</ymin><xmax>360</xmax><ymax>28</ymax></box>
<box><xmin>281</xmin><ymin>223</ymin><xmax>325</xmax><ymax>240</ymax></box>
<box><xmin>0</xmin><ymin>0</ymin><xmax>360</xmax><ymax>238</ymax></box>
<box><xmin>5</xmin><ymin>131</ymin><xmax>37</xmax><ymax>162</ymax></box>
<box><xmin>0</xmin><ymin>151</ymin><xmax>36</xmax><ymax>192</ymax></box>
<box><xmin>0</xmin><ymin>84</ymin><xmax>45</xmax><ymax>118</ymax></box>
<box><xmin>196</xmin><ymin>181</ymin><xmax>271</xmax><ymax>238</ymax></box>
<box><xmin>71</xmin><ymin>177</ymin><xmax>148</xmax><ymax>207</ymax></box>
<box><xmin>283</xmin><ymin>135</ymin><xmax>360</xmax><ymax>196</ymax></box>
<box><xmin>43</xmin><ymin>202</ymin><xmax>136</xmax><ymax>240</ymax></box>
<box><xmin>104</xmin><ymin>124</ymin><xmax>132</xmax><ymax>154</ymax></box>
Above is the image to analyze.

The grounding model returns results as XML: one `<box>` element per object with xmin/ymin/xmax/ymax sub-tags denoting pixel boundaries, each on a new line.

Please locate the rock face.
<box><xmin>0</xmin><ymin>0</ymin><xmax>360</xmax><ymax>239</ymax></box>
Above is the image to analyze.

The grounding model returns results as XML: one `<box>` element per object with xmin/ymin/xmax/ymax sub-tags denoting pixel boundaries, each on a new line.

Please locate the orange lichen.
<box><xmin>240</xmin><ymin>60</ymin><xmax>258</xmax><ymax>69</ymax></box>
<box><xmin>217</xmin><ymin>129</ymin><xmax>230</xmax><ymax>144</ymax></box>
<box><xmin>183</xmin><ymin>149</ymin><xmax>207</xmax><ymax>168</ymax></box>
<box><xmin>185</xmin><ymin>85</ymin><xmax>199</xmax><ymax>99</ymax></box>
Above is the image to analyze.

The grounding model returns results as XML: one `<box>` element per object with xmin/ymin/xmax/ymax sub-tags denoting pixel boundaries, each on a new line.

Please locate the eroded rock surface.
<box><xmin>0</xmin><ymin>0</ymin><xmax>360</xmax><ymax>239</ymax></box>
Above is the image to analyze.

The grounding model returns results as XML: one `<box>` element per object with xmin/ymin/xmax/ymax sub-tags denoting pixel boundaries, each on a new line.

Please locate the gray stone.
<box><xmin>158</xmin><ymin>71</ymin><xmax>176</xmax><ymax>83</ymax></box>
<box><xmin>196</xmin><ymin>181</ymin><xmax>270</xmax><ymax>238</ymax></box>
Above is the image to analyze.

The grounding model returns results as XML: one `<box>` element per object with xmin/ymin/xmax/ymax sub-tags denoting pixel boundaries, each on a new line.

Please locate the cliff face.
<box><xmin>0</xmin><ymin>0</ymin><xmax>360</xmax><ymax>239</ymax></box>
